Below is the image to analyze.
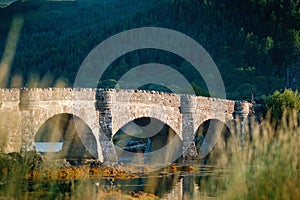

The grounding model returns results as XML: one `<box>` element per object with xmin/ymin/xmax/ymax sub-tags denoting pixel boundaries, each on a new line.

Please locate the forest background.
<box><xmin>0</xmin><ymin>0</ymin><xmax>299</xmax><ymax>100</ymax></box>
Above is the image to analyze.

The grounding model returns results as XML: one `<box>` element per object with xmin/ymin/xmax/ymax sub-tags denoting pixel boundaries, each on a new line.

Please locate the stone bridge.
<box><xmin>0</xmin><ymin>88</ymin><xmax>253</xmax><ymax>164</ymax></box>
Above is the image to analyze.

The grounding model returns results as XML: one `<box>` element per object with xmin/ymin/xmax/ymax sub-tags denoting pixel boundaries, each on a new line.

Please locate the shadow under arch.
<box><xmin>113</xmin><ymin>117</ymin><xmax>183</xmax><ymax>166</ymax></box>
<box><xmin>34</xmin><ymin>113</ymin><xmax>98</xmax><ymax>162</ymax></box>
<box><xmin>194</xmin><ymin>119</ymin><xmax>231</xmax><ymax>165</ymax></box>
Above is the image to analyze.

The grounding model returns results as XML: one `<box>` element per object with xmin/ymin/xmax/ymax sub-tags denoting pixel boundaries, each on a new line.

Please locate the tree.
<box><xmin>264</xmin><ymin>89</ymin><xmax>300</xmax><ymax>123</ymax></box>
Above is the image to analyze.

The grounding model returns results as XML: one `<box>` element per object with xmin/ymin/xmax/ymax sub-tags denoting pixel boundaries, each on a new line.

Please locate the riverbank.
<box><xmin>0</xmin><ymin>150</ymin><xmax>200</xmax><ymax>199</ymax></box>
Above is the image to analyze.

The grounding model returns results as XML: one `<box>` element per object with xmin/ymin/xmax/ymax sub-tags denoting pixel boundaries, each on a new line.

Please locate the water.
<box><xmin>34</xmin><ymin>142</ymin><xmax>63</xmax><ymax>152</ymax></box>
<box><xmin>22</xmin><ymin>163</ymin><xmax>223</xmax><ymax>199</ymax></box>
<box><xmin>145</xmin><ymin>138</ymin><xmax>152</xmax><ymax>153</ymax></box>
<box><xmin>30</xmin><ymin>139</ymin><xmax>224</xmax><ymax>198</ymax></box>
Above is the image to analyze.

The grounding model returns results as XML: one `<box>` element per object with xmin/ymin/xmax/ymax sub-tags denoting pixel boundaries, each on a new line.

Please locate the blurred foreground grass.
<box><xmin>218</xmin><ymin>113</ymin><xmax>300</xmax><ymax>200</ymax></box>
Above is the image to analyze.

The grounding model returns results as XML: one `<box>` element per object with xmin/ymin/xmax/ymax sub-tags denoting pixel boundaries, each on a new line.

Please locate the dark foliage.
<box><xmin>0</xmin><ymin>0</ymin><xmax>299</xmax><ymax>99</ymax></box>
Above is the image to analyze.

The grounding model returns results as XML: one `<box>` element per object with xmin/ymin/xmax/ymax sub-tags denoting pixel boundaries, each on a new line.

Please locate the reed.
<box><xmin>217</xmin><ymin>111</ymin><xmax>300</xmax><ymax>200</ymax></box>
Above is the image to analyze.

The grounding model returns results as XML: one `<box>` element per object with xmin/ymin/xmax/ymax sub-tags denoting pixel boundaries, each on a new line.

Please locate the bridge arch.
<box><xmin>194</xmin><ymin>118</ymin><xmax>232</xmax><ymax>165</ymax></box>
<box><xmin>111</xmin><ymin>104</ymin><xmax>182</xmax><ymax>140</ymax></box>
<box><xmin>112</xmin><ymin>116</ymin><xmax>183</xmax><ymax>165</ymax></box>
<box><xmin>34</xmin><ymin>113</ymin><xmax>102</xmax><ymax>162</ymax></box>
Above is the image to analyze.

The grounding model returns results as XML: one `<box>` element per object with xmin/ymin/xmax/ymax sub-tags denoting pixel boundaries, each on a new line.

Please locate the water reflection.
<box><xmin>115</xmin><ymin>173</ymin><xmax>180</xmax><ymax>198</ymax></box>
<box><xmin>34</xmin><ymin>142</ymin><xmax>63</xmax><ymax>152</ymax></box>
<box><xmin>23</xmin><ymin>162</ymin><xmax>225</xmax><ymax>199</ymax></box>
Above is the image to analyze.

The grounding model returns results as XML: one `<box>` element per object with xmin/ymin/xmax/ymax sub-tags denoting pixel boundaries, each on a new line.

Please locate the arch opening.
<box><xmin>34</xmin><ymin>113</ymin><xmax>98</xmax><ymax>161</ymax></box>
<box><xmin>113</xmin><ymin>117</ymin><xmax>183</xmax><ymax>165</ymax></box>
<box><xmin>195</xmin><ymin>119</ymin><xmax>231</xmax><ymax>165</ymax></box>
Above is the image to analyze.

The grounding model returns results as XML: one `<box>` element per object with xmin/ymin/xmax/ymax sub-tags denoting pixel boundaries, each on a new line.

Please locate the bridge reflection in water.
<box><xmin>24</xmin><ymin>163</ymin><xmax>224</xmax><ymax>199</ymax></box>
<box><xmin>102</xmin><ymin>165</ymin><xmax>224</xmax><ymax>199</ymax></box>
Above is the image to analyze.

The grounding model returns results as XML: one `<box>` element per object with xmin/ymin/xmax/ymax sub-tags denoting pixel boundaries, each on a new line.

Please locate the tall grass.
<box><xmin>216</xmin><ymin>111</ymin><xmax>300</xmax><ymax>200</ymax></box>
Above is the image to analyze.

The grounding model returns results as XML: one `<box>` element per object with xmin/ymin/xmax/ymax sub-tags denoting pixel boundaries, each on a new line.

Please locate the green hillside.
<box><xmin>0</xmin><ymin>0</ymin><xmax>299</xmax><ymax>99</ymax></box>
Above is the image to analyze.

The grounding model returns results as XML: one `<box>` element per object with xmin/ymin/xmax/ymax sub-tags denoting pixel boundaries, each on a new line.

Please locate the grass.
<box><xmin>217</xmin><ymin>113</ymin><xmax>300</xmax><ymax>200</ymax></box>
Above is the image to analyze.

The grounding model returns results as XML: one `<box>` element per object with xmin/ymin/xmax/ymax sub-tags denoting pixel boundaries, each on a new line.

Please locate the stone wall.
<box><xmin>112</xmin><ymin>90</ymin><xmax>181</xmax><ymax>137</ymax></box>
<box><xmin>0</xmin><ymin>89</ymin><xmax>21</xmax><ymax>152</ymax></box>
<box><xmin>194</xmin><ymin>96</ymin><xmax>235</xmax><ymax>129</ymax></box>
<box><xmin>0</xmin><ymin>88</ymin><xmax>102</xmax><ymax>160</ymax></box>
<box><xmin>0</xmin><ymin>88</ymin><xmax>253</xmax><ymax>163</ymax></box>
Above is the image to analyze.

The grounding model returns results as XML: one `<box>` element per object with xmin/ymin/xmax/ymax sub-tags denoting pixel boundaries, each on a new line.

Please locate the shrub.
<box><xmin>264</xmin><ymin>89</ymin><xmax>300</xmax><ymax>123</ymax></box>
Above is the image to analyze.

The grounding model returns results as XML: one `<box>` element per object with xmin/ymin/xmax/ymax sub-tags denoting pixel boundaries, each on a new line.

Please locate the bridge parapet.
<box><xmin>19</xmin><ymin>88</ymin><xmax>45</xmax><ymax>110</ymax></box>
<box><xmin>72</xmin><ymin>88</ymin><xmax>96</xmax><ymax>101</ymax></box>
<box><xmin>18</xmin><ymin>88</ymin><xmax>97</xmax><ymax>110</ymax></box>
<box><xmin>0</xmin><ymin>88</ymin><xmax>20</xmax><ymax>102</ymax></box>
<box><xmin>115</xmin><ymin>89</ymin><xmax>180</xmax><ymax>107</ymax></box>
<box><xmin>196</xmin><ymin>96</ymin><xmax>235</xmax><ymax>112</ymax></box>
